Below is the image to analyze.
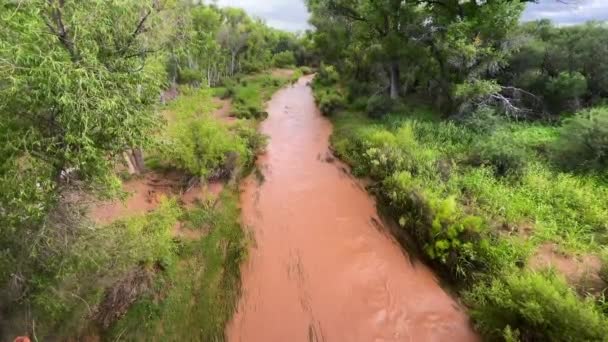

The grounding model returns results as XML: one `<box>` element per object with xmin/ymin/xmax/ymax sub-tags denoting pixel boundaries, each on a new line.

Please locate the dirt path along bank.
<box><xmin>227</xmin><ymin>76</ymin><xmax>479</xmax><ymax>342</ymax></box>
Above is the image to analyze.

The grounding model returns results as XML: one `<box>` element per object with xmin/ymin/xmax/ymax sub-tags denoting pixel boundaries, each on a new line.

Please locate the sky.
<box><xmin>212</xmin><ymin>0</ymin><xmax>608</xmax><ymax>32</ymax></box>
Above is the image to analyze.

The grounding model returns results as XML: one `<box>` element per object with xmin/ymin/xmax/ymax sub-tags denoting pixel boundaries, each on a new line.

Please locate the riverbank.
<box><xmin>313</xmin><ymin>71</ymin><xmax>608</xmax><ymax>340</ymax></box>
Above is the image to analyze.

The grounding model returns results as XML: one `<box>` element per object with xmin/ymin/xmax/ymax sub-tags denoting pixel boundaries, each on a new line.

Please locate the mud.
<box><xmin>90</xmin><ymin>172</ymin><xmax>223</xmax><ymax>226</ymax></box>
<box><xmin>227</xmin><ymin>76</ymin><xmax>478</xmax><ymax>341</ymax></box>
<box><xmin>530</xmin><ymin>243</ymin><xmax>606</xmax><ymax>295</ymax></box>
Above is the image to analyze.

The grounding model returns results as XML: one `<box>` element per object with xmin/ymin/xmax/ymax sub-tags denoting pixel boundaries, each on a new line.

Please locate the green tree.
<box><xmin>0</xmin><ymin>0</ymin><xmax>168</xmax><ymax>332</ymax></box>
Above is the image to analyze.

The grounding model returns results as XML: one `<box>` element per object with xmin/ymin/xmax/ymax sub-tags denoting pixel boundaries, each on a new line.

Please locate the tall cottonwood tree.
<box><xmin>308</xmin><ymin>0</ymin><xmax>525</xmax><ymax>111</ymax></box>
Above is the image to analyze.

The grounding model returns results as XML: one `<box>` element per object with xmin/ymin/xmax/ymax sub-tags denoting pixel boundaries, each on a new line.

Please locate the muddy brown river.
<box><xmin>227</xmin><ymin>76</ymin><xmax>479</xmax><ymax>342</ymax></box>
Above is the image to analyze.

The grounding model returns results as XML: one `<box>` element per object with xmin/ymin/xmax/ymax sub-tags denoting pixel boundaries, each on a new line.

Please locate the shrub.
<box><xmin>465</xmin><ymin>271</ymin><xmax>608</xmax><ymax>341</ymax></box>
<box><xmin>162</xmin><ymin>116</ymin><xmax>250</xmax><ymax>179</ymax></box>
<box><xmin>316</xmin><ymin>89</ymin><xmax>345</xmax><ymax>116</ymax></box>
<box><xmin>459</xmin><ymin>106</ymin><xmax>504</xmax><ymax>134</ymax></box>
<box><xmin>299</xmin><ymin>66</ymin><xmax>313</xmax><ymax>75</ymax></box>
<box><xmin>551</xmin><ymin>106</ymin><xmax>608</xmax><ymax>173</ymax></box>
<box><xmin>177</xmin><ymin>68</ymin><xmax>203</xmax><ymax>85</ymax></box>
<box><xmin>212</xmin><ymin>86</ymin><xmax>233</xmax><ymax>100</ymax></box>
<box><xmin>384</xmin><ymin>172</ymin><xmax>489</xmax><ymax>280</ymax></box>
<box><xmin>315</xmin><ymin>64</ymin><xmax>339</xmax><ymax>86</ymax></box>
<box><xmin>233</xmin><ymin>104</ymin><xmax>267</xmax><ymax>119</ymax></box>
<box><xmin>272</xmin><ymin>51</ymin><xmax>296</xmax><ymax>68</ymax></box>
<box><xmin>290</xmin><ymin>68</ymin><xmax>304</xmax><ymax>84</ymax></box>
<box><xmin>546</xmin><ymin>72</ymin><xmax>588</xmax><ymax>112</ymax></box>
<box><xmin>230</xmin><ymin>122</ymin><xmax>268</xmax><ymax>157</ymax></box>
<box><xmin>469</xmin><ymin>135</ymin><xmax>529</xmax><ymax>177</ymax></box>
<box><xmin>366</xmin><ymin>95</ymin><xmax>396</xmax><ymax>119</ymax></box>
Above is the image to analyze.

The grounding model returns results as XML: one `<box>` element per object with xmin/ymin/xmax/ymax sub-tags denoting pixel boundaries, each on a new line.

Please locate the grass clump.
<box><xmin>107</xmin><ymin>189</ymin><xmax>246</xmax><ymax>341</ymax></box>
<box><xmin>230</xmin><ymin>74</ymin><xmax>289</xmax><ymax>119</ymax></box>
<box><xmin>465</xmin><ymin>271</ymin><xmax>608</xmax><ymax>341</ymax></box>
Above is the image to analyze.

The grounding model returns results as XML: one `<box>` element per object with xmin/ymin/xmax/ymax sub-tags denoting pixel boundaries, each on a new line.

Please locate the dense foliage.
<box><xmin>309</xmin><ymin>1</ymin><xmax>608</xmax><ymax>340</ymax></box>
<box><xmin>0</xmin><ymin>0</ymin><xmax>300</xmax><ymax>339</ymax></box>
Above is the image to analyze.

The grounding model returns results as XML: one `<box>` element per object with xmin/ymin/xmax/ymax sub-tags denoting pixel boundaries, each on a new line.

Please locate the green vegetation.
<box><xmin>308</xmin><ymin>0</ymin><xmax>608</xmax><ymax>339</ymax></box>
<box><xmin>0</xmin><ymin>0</ymin><xmax>300</xmax><ymax>340</ymax></box>
<box><xmin>151</xmin><ymin>88</ymin><xmax>266</xmax><ymax>178</ymax></box>
<box><xmin>107</xmin><ymin>189</ymin><xmax>246</xmax><ymax>341</ymax></box>
<box><xmin>228</xmin><ymin>74</ymin><xmax>292</xmax><ymax>119</ymax></box>
<box><xmin>326</xmin><ymin>94</ymin><xmax>608</xmax><ymax>341</ymax></box>
<box><xmin>466</xmin><ymin>271</ymin><xmax>608</xmax><ymax>341</ymax></box>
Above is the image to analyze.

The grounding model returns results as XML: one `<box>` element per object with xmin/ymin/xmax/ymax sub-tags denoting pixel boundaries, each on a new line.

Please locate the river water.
<box><xmin>227</xmin><ymin>76</ymin><xmax>478</xmax><ymax>342</ymax></box>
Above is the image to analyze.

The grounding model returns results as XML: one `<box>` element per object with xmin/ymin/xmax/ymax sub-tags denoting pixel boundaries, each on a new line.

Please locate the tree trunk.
<box><xmin>389</xmin><ymin>61</ymin><xmax>401</xmax><ymax>99</ymax></box>
<box><xmin>132</xmin><ymin>148</ymin><xmax>146</xmax><ymax>174</ymax></box>
<box><xmin>230</xmin><ymin>52</ymin><xmax>236</xmax><ymax>76</ymax></box>
<box><xmin>123</xmin><ymin>152</ymin><xmax>137</xmax><ymax>175</ymax></box>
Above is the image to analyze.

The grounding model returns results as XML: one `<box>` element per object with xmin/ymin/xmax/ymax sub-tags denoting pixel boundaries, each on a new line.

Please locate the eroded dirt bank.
<box><xmin>227</xmin><ymin>76</ymin><xmax>479</xmax><ymax>342</ymax></box>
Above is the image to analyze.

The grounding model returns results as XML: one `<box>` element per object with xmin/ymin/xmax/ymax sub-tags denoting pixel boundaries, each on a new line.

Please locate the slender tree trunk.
<box><xmin>389</xmin><ymin>61</ymin><xmax>401</xmax><ymax>99</ymax></box>
<box><xmin>123</xmin><ymin>152</ymin><xmax>137</xmax><ymax>175</ymax></box>
<box><xmin>230</xmin><ymin>52</ymin><xmax>236</xmax><ymax>76</ymax></box>
<box><xmin>132</xmin><ymin>148</ymin><xmax>145</xmax><ymax>174</ymax></box>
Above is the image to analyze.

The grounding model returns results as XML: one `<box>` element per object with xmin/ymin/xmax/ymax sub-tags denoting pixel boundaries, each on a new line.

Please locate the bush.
<box><xmin>299</xmin><ymin>66</ymin><xmax>313</xmax><ymax>75</ymax></box>
<box><xmin>316</xmin><ymin>89</ymin><xmax>345</xmax><ymax>116</ymax></box>
<box><xmin>366</xmin><ymin>95</ymin><xmax>396</xmax><ymax>119</ymax></box>
<box><xmin>230</xmin><ymin>122</ymin><xmax>268</xmax><ymax>157</ymax></box>
<box><xmin>469</xmin><ymin>135</ymin><xmax>529</xmax><ymax>177</ymax></box>
<box><xmin>459</xmin><ymin>106</ymin><xmax>504</xmax><ymax>134</ymax></box>
<box><xmin>465</xmin><ymin>271</ymin><xmax>608</xmax><ymax>341</ymax></box>
<box><xmin>551</xmin><ymin>106</ymin><xmax>608</xmax><ymax>173</ymax></box>
<box><xmin>315</xmin><ymin>64</ymin><xmax>339</xmax><ymax>86</ymax></box>
<box><xmin>272</xmin><ymin>51</ymin><xmax>296</xmax><ymax>68</ymax></box>
<box><xmin>233</xmin><ymin>104</ymin><xmax>267</xmax><ymax>119</ymax></box>
<box><xmin>162</xmin><ymin>116</ymin><xmax>250</xmax><ymax>179</ymax></box>
<box><xmin>177</xmin><ymin>68</ymin><xmax>203</xmax><ymax>85</ymax></box>
<box><xmin>546</xmin><ymin>72</ymin><xmax>588</xmax><ymax>112</ymax></box>
<box><xmin>212</xmin><ymin>86</ymin><xmax>233</xmax><ymax>100</ymax></box>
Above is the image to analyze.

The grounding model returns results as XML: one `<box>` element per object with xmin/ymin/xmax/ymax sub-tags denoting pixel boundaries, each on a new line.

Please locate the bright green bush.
<box><xmin>552</xmin><ymin>106</ymin><xmax>608</xmax><ymax>173</ymax></box>
<box><xmin>465</xmin><ymin>271</ymin><xmax>608</xmax><ymax>341</ymax></box>
<box><xmin>272</xmin><ymin>51</ymin><xmax>296</xmax><ymax>68</ymax></box>
<box><xmin>163</xmin><ymin>116</ymin><xmax>250</xmax><ymax>179</ymax></box>
<box><xmin>230</xmin><ymin>122</ymin><xmax>268</xmax><ymax>157</ymax></box>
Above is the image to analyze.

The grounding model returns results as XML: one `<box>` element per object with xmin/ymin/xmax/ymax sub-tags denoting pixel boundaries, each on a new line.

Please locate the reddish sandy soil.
<box><xmin>90</xmin><ymin>172</ymin><xmax>222</xmax><ymax>227</ymax></box>
<box><xmin>530</xmin><ymin>243</ymin><xmax>606</xmax><ymax>294</ymax></box>
<box><xmin>271</xmin><ymin>68</ymin><xmax>295</xmax><ymax>78</ymax></box>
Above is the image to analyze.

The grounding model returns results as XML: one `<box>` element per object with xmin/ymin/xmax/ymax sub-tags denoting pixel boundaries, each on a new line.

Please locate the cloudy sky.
<box><xmin>522</xmin><ymin>0</ymin><xmax>608</xmax><ymax>25</ymax></box>
<box><xmin>213</xmin><ymin>0</ymin><xmax>608</xmax><ymax>32</ymax></box>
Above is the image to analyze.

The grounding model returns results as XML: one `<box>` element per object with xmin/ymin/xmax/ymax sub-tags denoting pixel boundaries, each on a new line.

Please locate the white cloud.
<box><xmin>211</xmin><ymin>0</ymin><xmax>310</xmax><ymax>32</ymax></box>
<box><xmin>522</xmin><ymin>0</ymin><xmax>608</xmax><ymax>25</ymax></box>
<box><xmin>209</xmin><ymin>0</ymin><xmax>608</xmax><ymax>32</ymax></box>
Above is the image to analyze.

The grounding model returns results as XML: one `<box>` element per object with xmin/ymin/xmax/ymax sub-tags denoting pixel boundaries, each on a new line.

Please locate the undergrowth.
<box><xmin>226</xmin><ymin>74</ymin><xmax>290</xmax><ymax>119</ymax></box>
<box><xmin>321</xmin><ymin>76</ymin><xmax>608</xmax><ymax>340</ymax></box>
<box><xmin>107</xmin><ymin>189</ymin><xmax>246</xmax><ymax>341</ymax></box>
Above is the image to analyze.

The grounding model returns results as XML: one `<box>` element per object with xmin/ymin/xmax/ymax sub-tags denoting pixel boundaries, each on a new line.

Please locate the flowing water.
<box><xmin>227</xmin><ymin>76</ymin><xmax>479</xmax><ymax>342</ymax></box>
